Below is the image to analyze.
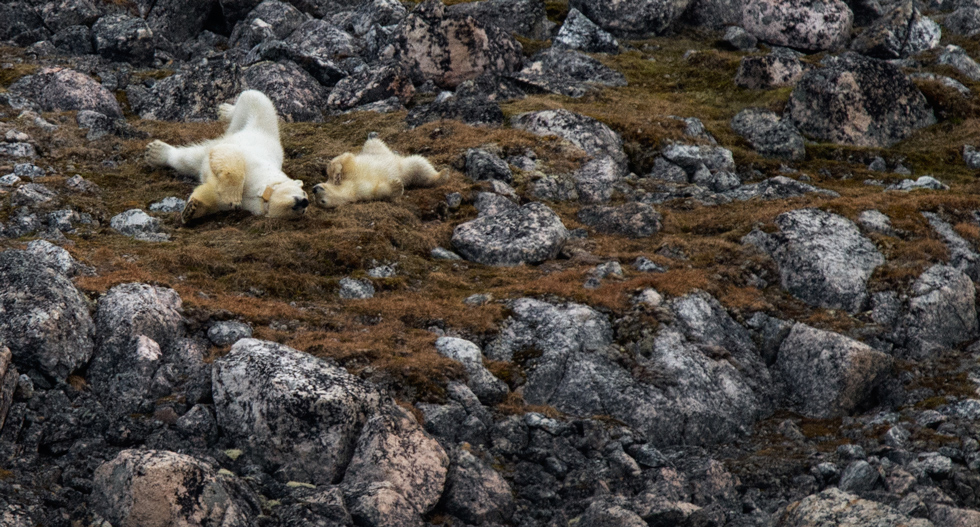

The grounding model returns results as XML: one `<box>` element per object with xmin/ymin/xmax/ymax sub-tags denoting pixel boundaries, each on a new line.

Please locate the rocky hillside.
<box><xmin>3</xmin><ymin>0</ymin><xmax>980</xmax><ymax>525</ymax></box>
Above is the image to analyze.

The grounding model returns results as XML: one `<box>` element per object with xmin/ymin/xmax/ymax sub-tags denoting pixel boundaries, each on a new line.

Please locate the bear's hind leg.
<box><xmin>224</xmin><ymin>90</ymin><xmax>279</xmax><ymax>138</ymax></box>
<box><xmin>400</xmin><ymin>156</ymin><xmax>446</xmax><ymax>188</ymax></box>
<box><xmin>207</xmin><ymin>144</ymin><xmax>246</xmax><ymax>210</ymax></box>
<box><xmin>182</xmin><ymin>183</ymin><xmax>220</xmax><ymax>224</ymax></box>
<box><xmin>360</xmin><ymin>138</ymin><xmax>395</xmax><ymax>157</ymax></box>
<box><xmin>218</xmin><ymin>103</ymin><xmax>235</xmax><ymax>123</ymax></box>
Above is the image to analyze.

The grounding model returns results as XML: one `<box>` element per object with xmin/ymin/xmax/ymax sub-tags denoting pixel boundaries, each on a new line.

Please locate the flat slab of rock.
<box><xmin>776</xmin><ymin>323</ymin><xmax>893</xmax><ymax>418</ymax></box>
<box><xmin>743</xmin><ymin>0</ymin><xmax>853</xmax><ymax>52</ymax></box>
<box><xmin>569</xmin><ymin>0</ymin><xmax>688</xmax><ymax>38</ymax></box>
<box><xmin>510</xmin><ymin>48</ymin><xmax>626</xmax><ymax>98</ymax></box>
<box><xmin>775</xmin><ymin>488</ymin><xmax>933</xmax><ymax>527</ymax></box>
<box><xmin>451</xmin><ymin>202</ymin><xmax>569</xmax><ymax>266</ymax></box>
<box><xmin>786</xmin><ymin>52</ymin><xmax>935</xmax><ymax>148</ymax></box>
<box><xmin>512</xmin><ymin>109</ymin><xmax>628</xmax><ymax>171</ymax></box>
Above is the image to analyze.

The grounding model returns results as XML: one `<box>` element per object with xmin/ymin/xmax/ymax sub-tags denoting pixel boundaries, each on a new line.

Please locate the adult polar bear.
<box><xmin>310</xmin><ymin>137</ymin><xmax>448</xmax><ymax>209</ymax></box>
<box><xmin>146</xmin><ymin>90</ymin><xmax>309</xmax><ymax>223</ymax></box>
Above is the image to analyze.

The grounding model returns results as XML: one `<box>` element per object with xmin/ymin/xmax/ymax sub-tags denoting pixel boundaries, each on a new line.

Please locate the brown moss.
<box><xmin>0</xmin><ymin>55</ymin><xmax>37</xmax><ymax>88</ymax></box>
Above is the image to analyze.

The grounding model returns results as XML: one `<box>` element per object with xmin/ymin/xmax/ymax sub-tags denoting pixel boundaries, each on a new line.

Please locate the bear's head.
<box><xmin>263</xmin><ymin>180</ymin><xmax>309</xmax><ymax>218</ymax></box>
<box><xmin>310</xmin><ymin>182</ymin><xmax>345</xmax><ymax>209</ymax></box>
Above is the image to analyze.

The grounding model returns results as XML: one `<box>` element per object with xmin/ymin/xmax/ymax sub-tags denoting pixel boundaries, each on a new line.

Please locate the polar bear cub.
<box><xmin>311</xmin><ymin>138</ymin><xmax>448</xmax><ymax>209</ymax></box>
<box><xmin>145</xmin><ymin>90</ymin><xmax>309</xmax><ymax>223</ymax></box>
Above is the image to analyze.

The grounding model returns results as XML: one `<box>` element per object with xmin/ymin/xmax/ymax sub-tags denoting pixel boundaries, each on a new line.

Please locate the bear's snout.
<box><xmin>293</xmin><ymin>196</ymin><xmax>309</xmax><ymax>210</ymax></box>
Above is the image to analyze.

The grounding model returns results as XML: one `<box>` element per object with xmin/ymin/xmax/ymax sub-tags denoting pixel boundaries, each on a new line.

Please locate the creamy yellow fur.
<box><xmin>311</xmin><ymin>138</ymin><xmax>448</xmax><ymax>209</ymax></box>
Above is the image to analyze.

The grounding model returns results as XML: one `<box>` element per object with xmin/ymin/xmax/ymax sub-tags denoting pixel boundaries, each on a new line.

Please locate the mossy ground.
<box><xmin>1</xmin><ymin>27</ymin><xmax>979</xmax><ymax>414</ymax></box>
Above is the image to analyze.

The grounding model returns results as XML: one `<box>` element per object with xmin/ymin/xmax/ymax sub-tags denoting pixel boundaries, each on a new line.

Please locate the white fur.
<box><xmin>146</xmin><ymin>90</ymin><xmax>309</xmax><ymax>222</ymax></box>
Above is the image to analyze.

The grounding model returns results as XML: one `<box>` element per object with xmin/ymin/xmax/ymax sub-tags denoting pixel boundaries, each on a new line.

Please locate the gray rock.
<box><xmin>776</xmin><ymin>323</ymin><xmax>893</xmax><ymax>418</ymax></box>
<box><xmin>868</xmin><ymin>156</ymin><xmax>887</xmax><ymax>172</ymax></box>
<box><xmin>340</xmin><ymin>0</ymin><xmax>407</xmax><ymax>36</ymax></box>
<box><xmin>530</xmin><ymin>173</ymin><xmax>579</xmax><ymax>202</ymax></box>
<box><xmin>466</xmin><ymin>149</ymin><xmax>512</xmax><ymax>183</ymax></box>
<box><xmin>367</xmin><ymin>264</ymin><xmax>396</xmax><ymax>278</ymax></box>
<box><xmin>574</xmin><ymin>157</ymin><xmax>623</xmax><ymax>203</ymax></box>
<box><xmin>884</xmin><ymin>425</ymin><xmax>910</xmax><ymax>448</ymax></box>
<box><xmin>568</xmin><ymin>0</ymin><xmax>689</xmax><ymax>38</ymax></box>
<box><xmin>0</xmin><ymin>250</ymin><xmax>94</xmax><ymax>380</ymax></box>
<box><xmin>692</xmin><ymin>166</ymin><xmax>740</xmax><ymax>192</ymax></box>
<box><xmin>474</xmin><ymin>192</ymin><xmax>517</xmax><ymax>217</ymax></box>
<box><xmin>110</xmin><ymin>209</ymin><xmax>168</xmax><ymax>242</ymax></box>
<box><xmin>13</xmin><ymin>163</ymin><xmax>44</xmax><ymax>181</ymax></box>
<box><xmin>746</xmin><ymin>208</ymin><xmax>883</xmax><ymax>312</ymax></box>
<box><xmin>886</xmin><ymin>175</ymin><xmax>948</xmax><ymax>191</ymax></box>
<box><xmin>922</xmin><ymin>212</ymin><xmax>980</xmax><ymax>281</ymax></box>
<box><xmin>341</xmin><ymin>404</ymin><xmax>448</xmax><ymax>526</ymax></box>
<box><xmin>938</xmin><ymin>44</ymin><xmax>980</xmax><ymax>81</ymax></box>
<box><xmin>0</xmin><ymin>143</ymin><xmax>37</xmax><ymax>159</ymax></box>
<box><xmin>248</xmin><ymin>21</ymin><xmax>352</xmax><ymax>87</ymax></box>
<box><xmin>787</xmin><ymin>52</ymin><xmax>935</xmax><ymax>147</ymax></box>
<box><xmin>384</xmin><ymin>0</ymin><xmax>523</xmax><ymax>89</ymax></box>
<box><xmin>661</xmin><ymin>143</ymin><xmax>735</xmax><ymax>175</ymax></box>
<box><xmin>743</xmin><ymin>0</ymin><xmax>854</xmax><ymax>52</ymax></box>
<box><xmin>910</xmin><ymin>72</ymin><xmax>971</xmax><ymax>96</ymax></box>
<box><xmin>213</xmin><ymin>338</ymin><xmax>383</xmax><ymax>484</ymax></box>
<box><xmin>127</xmin><ymin>53</ymin><xmax>244</xmax><ymax>121</ymax></box>
<box><xmin>554</xmin><ymin>8</ymin><xmax>619</xmax><ymax>54</ymax></box>
<box><xmin>0</xmin><ymin>174</ymin><xmax>20</xmax><ymax>187</ymax></box>
<box><xmin>745</xmin><ymin>312</ymin><xmax>793</xmax><ymax>365</ymax></box>
<box><xmin>777</xmin><ymin>488</ymin><xmax>932</xmax><ymax>526</ymax></box>
<box><xmin>431</xmin><ymin>247</ymin><xmax>462</xmax><ymax>260</ymax></box>
<box><xmin>731</xmin><ymin>108</ymin><xmax>806</xmax><ymax>161</ymax></box>
<box><xmin>510</xmin><ymin>48</ymin><xmax>627</xmax><ymax>98</ymax></box>
<box><xmin>8</xmin><ymin>67</ymin><xmax>122</xmax><ymax>118</ymax></box>
<box><xmin>634</xmin><ymin>256</ymin><xmax>667</xmax><ymax>273</ymax></box>
<box><xmin>435</xmin><ymin>337</ymin><xmax>508</xmax><ymax>404</ymax></box>
<box><xmin>339</xmin><ymin>277</ymin><xmax>375</xmax><ymax>299</ymax></box>
<box><xmin>243</xmin><ymin>61</ymin><xmax>327</xmax><ymax>122</ymax></box>
<box><xmin>65</xmin><ymin>174</ymin><xmax>100</xmax><ymax>194</ymax></box>
<box><xmin>10</xmin><ymin>183</ymin><xmax>55</xmax><ymax>207</ymax></box>
<box><xmin>405</xmin><ymin>94</ymin><xmax>504</xmax><ymax>128</ymax></box>
<box><xmin>945</xmin><ymin>6</ymin><xmax>980</xmax><ymax>37</ymax></box>
<box><xmin>512</xmin><ymin>109</ymin><xmax>628</xmax><ymax>171</ymax></box>
<box><xmin>446</xmin><ymin>0</ymin><xmax>553</xmax><ymax>40</ymax></box>
<box><xmin>92</xmin><ymin>450</ymin><xmax>259</xmax><ymax>526</ymax></box>
<box><xmin>229</xmin><ymin>0</ymin><xmax>307</xmax><ymax>49</ymax></box>
<box><xmin>327</xmin><ymin>61</ymin><xmax>415</xmax><ymax>112</ymax></box>
<box><xmin>647</xmin><ymin>156</ymin><xmax>688</xmax><ymax>183</ymax></box>
<box><xmin>207</xmin><ymin>321</ymin><xmax>253</xmax><ymax>346</ymax></box>
<box><xmin>34</xmin><ymin>0</ymin><xmax>100</xmax><ymax>32</ymax></box>
<box><xmin>91</xmin><ymin>14</ymin><xmax>156</xmax><ymax>65</ymax></box>
<box><xmin>451</xmin><ymin>202</ymin><xmax>569</xmax><ymax>266</ymax></box>
<box><xmin>964</xmin><ymin>144</ymin><xmax>980</xmax><ymax>169</ymax></box>
<box><xmin>838</xmin><ymin>460</ymin><xmax>881</xmax><ymax>493</ymax></box>
<box><xmin>576</xmin><ymin>500</ymin><xmax>647</xmax><ymax>527</ymax></box>
<box><xmin>837</xmin><ymin>443</ymin><xmax>867</xmax><ymax>461</ymax></box>
<box><xmin>442</xmin><ymin>449</ymin><xmax>515</xmax><ymax>525</ymax></box>
<box><xmin>578</xmin><ymin>202</ymin><xmax>663</xmax><ymax>238</ymax></box>
<box><xmin>724</xmin><ymin>25</ymin><xmax>758</xmax><ymax>50</ymax></box>
<box><xmin>900</xmin><ymin>264</ymin><xmax>978</xmax><ymax>360</ymax></box>
<box><xmin>149</xmin><ymin>197</ymin><xmax>186</xmax><ymax>213</ymax></box>
<box><xmin>25</xmin><ymin>239</ymin><xmax>79</xmax><ymax>276</ymax></box>
<box><xmin>858</xmin><ymin>209</ymin><xmax>896</xmax><ymax>236</ymax></box>
<box><xmin>850</xmin><ymin>2</ymin><xmax>940</xmax><ymax>59</ymax></box>
<box><xmin>684</xmin><ymin>0</ymin><xmax>745</xmax><ymax>29</ymax></box>
<box><xmin>146</xmin><ymin>0</ymin><xmax>216</xmax><ymax>44</ymax></box>
<box><xmin>0</xmin><ymin>3</ymin><xmax>48</xmax><ymax>46</ymax></box>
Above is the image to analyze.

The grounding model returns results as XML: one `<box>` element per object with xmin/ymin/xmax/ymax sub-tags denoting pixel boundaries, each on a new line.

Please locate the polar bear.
<box><xmin>311</xmin><ymin>138</ymin><xmax>448</xmax><ymax>209</ymax></box>
<box><xmin>145</xmin><ymin>90</ymin><xmax>309</xmax><ymax>223</ymax></box>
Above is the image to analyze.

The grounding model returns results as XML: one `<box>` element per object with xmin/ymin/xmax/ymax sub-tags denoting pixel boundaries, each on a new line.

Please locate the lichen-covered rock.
<box><xmin>734</xmin><ymin>53</ymin><xmax>806</xmax><ymax>89</ymax></box>
<box><xmin>574</xmin><ymin>157</ymin><xmax>623</xmax><ymax>202</ymax></box>
<box><xmin>127</xmin><ymin>53</ymin><xmax>244</xmax><ymax>121</ymax></box>
<box><xmin>786</xmin><ymin>52</ymin><xmax>935</xmax><ymax>148</ymax></box>
<box><xmin>259</xmin><ymin>19</ymin><xmax>355</xmax><ymax>86</ymax></box>
<box><xmin>229</xmin><ymin>0</ymin><xmax>307</xmax><ymax>49</ymax></box>
<box><xmin>405</xmin><ymin>94</ymin><xmax>504</xmax><ymax>128</ymax></box>
<box><xmin>92</xmin><ymin>14</ymin><xmax>156</xmax><ymax>65</ymax></box>
<box><xmin>944</xmin><ymin>6</ymin><xmax>980</xmax><ymax>37</ymax></box>
<box><xmin>661</xmin><ymin>143</ymin><xmax>735</xmax><ymax>174</ymax></box>
<box><xmin>850</xmin><ymin>2</ymin><xmax>940</xmax><ymax>59</ymax></box>
<box><xmin>435</xmin><ymin>337</ymin><xmax>508</xmax><ymax>404</ymax></box>
<box><xmin>922</xmin><ymin>212</ymin><xmax>980</xmax><ymax>281</ymax></box>
<box><xmin>327</xmin><ymin>61</ymin><xmax>415</xmax><ymax>111</ymax></box>
<box><xmin>10</xmin><ymin>183</ymin><xmax>55</xmax><ymax>207</ymax></box>
<box><xmin>745</xmin><ymin>208</ymin><xmax>883</xmax><ymax>312</ymax></box>
<box><xmin>207</xmin><ymin>321</ymin><xmax>253</xmax><ymax>346</ymax></box>
<box><xmin>110</xmin><ymin>209</ymin><xmax>168</xmax><ymax>241</ymax></box>
<box><xmin>937</xmin><ymin>44</ymin><xmax>980</xmax><ymax>82</ymax></box>
<box><xmin>383</xmin><ymin>0</ymin><xmax>523</xmax><ymax>89</ymax></box>
<box><xmin>8</xmin><ymin>67</ymin><xmax>122</xmax><ymax>118</ymax></box>
<box><xmin>0</xmin><ymin>3</ymin><xmax>48</xmax><ymax>46</ymax></box>
<box><xmin>553</xmin><ymin>8</ymin><xmax>619</xmax><ymax>54</ymax></box>
<box><xmin>510</xmin><ymin>48</ymin><xmax>626</xmax><ymax>98</ymax></box>
<box><xmin>451</xmin><ymin>202</ymin><xmax>569</xmax><ymax>266</ymax></box>
<box><xmin>743</xmin><ymin>0</ymin><xmax>854</xmax><ymax>52</ymax></box>
<box><xmin>442</xmin><ymin>448</ymin><xmax>515</xmax><ymax>525</ymax></box>
<box><xmin>730</xmin><ymin>108</ymin><xmax>806</xmax><ymax>161</ymax></box>
<box><xmin>900</xmin><ymin>264</ymin><xmax>978</xmax><ymax>360</ymax></box>
<box><xmin>0</xmin><ymin>250</ymin><xmax>94</xmax><ymax>380</ymax></box>
<box><xmin>243</xmin><ymin>61</ymin><xmax>327</xmax><ymax>122</ymax></box>
<box><xmin>342</xmin><ymin>405</ymin><xmax>448</xmax><ymax>527</ymax></box>
<box><xmin>578</xmin><ymin>202</ymin><xmax>663</xmax><ymax>238</ymax></box>
<box><xmin>447</xmin><ymin>0</ymin><xmax>553</xmax><ymax>40</ymax></box>
<box><xmin>92</xmin><ymin>449</ymin><xmax>260</xmax><ymax>527</ymax></box>
<box><xmin>776</xmin><ymin>323</ymin><xmax>893</xmax><ymax>418</ymax></box>
<box><xmin>683</xmin><ymin>0</ymin><xmax>744</xmax><ymax>29</ymax></box>
<box><xmin>0</xmin><ymin>347</ymin><xmax>16</xmax><ymax>433</ymax></box>
<box><xmin>146</xmin><ymin>0</ymin><xmax>216</xmax><ymax>44</ymax></box>
<box><xmin>568</xmin><ymin>0</ymin><xmax>691</xmax><ymax>38</ymax></box>
<box><xmin>213</xmin><ymin>339</ymin><xmax>382</xmax><ymax>484</ymax></box>
<box><xmin>775</xmin><ymin>488</ymin><xmax>933</xmax><ymax>527</ymax></box>
<box><xmin>52</xmin><ymin>25</ymin><xmax>94</xmax><ymax>55</ymax></box>
<box><xmin>339</xmin><ymin>277</ymin><xmax>375</xmax><ymax>299</ymax></box>
<box><xmin>465</xmin><ymin>149</ymin><xmax>512</xmax><ymax>183</ymax></box>
<box><xmin>512</xmin><ymin>109</ymin><xmax>627</xmax><ymax>170</ymax></box>
<box><xmin>25</xmin><ymin>239</ymin><xmax>82</xmax><ymax>276</ymax></box>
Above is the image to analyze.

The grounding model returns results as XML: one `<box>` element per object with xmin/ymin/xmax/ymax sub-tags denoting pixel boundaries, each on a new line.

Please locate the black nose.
<box><xmin>294</xmin><ymin>197</ymin><xmax>309</xmax><ymax>210</ymax></box>
<box><xmin>312</xmin><ymin>186</ymin><xmax>322</xmax><ymax>194</ymax></box>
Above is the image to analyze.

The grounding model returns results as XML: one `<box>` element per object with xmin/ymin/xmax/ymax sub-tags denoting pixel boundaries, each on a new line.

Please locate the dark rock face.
<box><xmin>568</xmin><ymin>0</ymin><xmax>690</xmax><ymax>38</ymax></box>
<box><xmin>776</xmin><ymin>323</ymin><xmax>893</xmax><ymax>418</ymax></box>
<box><xmin>465</xmin><ymin>149</ymin><xmax>513</xmax><ymax>183</ymax></box>
<box><xmin>743</xmin><ymin>0</ymin><xmax>854</xmax><ymax>52</ymax></box>
<box><xmin>405</xmin><ymin>94</ymin><xmax>504</xmax><ymax>128</ymax></box>
<box><xmin>578</xmin><ymin>202</ymin><xmax>663</xmax><ymax>238</ymax></box>
<box><xmin>243</xmin><ymin>61</ymin><xmax>327</xmax><ymax>122</ymax></box>
<box><xmin>510</xmin><ymin>48</ymin><xmax>626</xmax><ymax>98</ymax></box>
<box><xmin>146</xmin><ymin>0</ymin><xmax>218</xmax><ymax>44</ymax></box>
<box><xmin>451</xmin><ymin>202</ymin><xmax>569</xmax><ymax>266</ymax></box>
<box><xmin>553</xmin><ymin>8</ymin><xmax>619</xmax><ymax>54</ymax></box>
<box><xmin>256</xmin><ymin>19</ymin><xmax>355</xmax><ymax>86</ymax></box>
<box><xmin>229</xmin><ymin>0</ymin><xmax>308</xmax><ymax>49</ymax></box>
<box><xmin>730</xmin><ymin>108</ymin><xmax>806</xmax><ymax>160</ymax></box>
<box><xmin>512</xmin><ymin>109</ymin><xmax>627</xmax><ymax>171</ymax></box>
<box><xmin>683</xmin><ymin>0</ymin><xmax>744</xmax><ymax>28</ymax></box>
<box><xmin>52</xmin><ymin>25</ymin><xmax>94</xmax><ymax>55</ymax></box>
<box><xmin>899</xmin><ymin>264</ymin><xmax>978</xmax><ymax>360</ymax></box>
<box><xmin>746</xmin><ymin>208</ymin><xmax>884</xmax><ymax>313</ymax></box>
<box><xmin>127</xmin><ymin>54</ymin><xmax>244</xmax><ymax>121</ymax></box>
<box><xmin>326</xmin><ymin>61</ymin><xmax>415</xmax><ymax>112</ymax></box>
<box><xmin>0</xmin><ymin>3</ymin><xmax>48</xmax><ymax>46</ymax></box>
<box><xmin>850</xmin><ymin>2</ymin><xmax>940</xmax><ymax>59</ymax></box>
<box><xmin>786</xmin><ymin>53</ymin><xmax>936</xmax><ymax>148</ymax></box>
<box><xmin>213</xmin><ymin>339</ymin><xmax>382</xmax><ymax>485</ymax></box>
<box><xmin>35</xmin><ymin>0</ymin><xmax>101</xmax><ymax>33</ymax></box>
<box><xmin>383</xmin><ymin>0</ymin><xmax>523</xmax><ymax>89</ymax></box>
<box><xmin>92</xmin><ymin>14</ymin><xmax>156</xmax><ymax>66</ymax></box>
<box><xmin>92</xmin><ymin>449</ymin><xmax>260</xmax><ymax>526</ymax></box>
<box><xmin>447</xmin><ymin>0</ymin><xmax>553</xmax><ymax>40</ymax></box>
<box><xmin>442</xmin><ymin>449</ymin><xmax>515</xmax><ymax>525</ymax></box>
<box><xmin>8</xmin><ymin>67</ymin><xmax>123</xmax><ymax>118</ymax></box>
<box><xmin>944</xmin><ymin>6</ymin><xmax>980</xmax><ymax>37</ymax></box>
<box><xmin>0</xmin><ymin>250</ymin><xmax>94</xmax><ymax>381</ymax></box>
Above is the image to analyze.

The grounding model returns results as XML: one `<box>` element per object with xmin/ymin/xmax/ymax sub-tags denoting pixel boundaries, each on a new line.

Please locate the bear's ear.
<box><xmin>296</xmin><ymin>180</ymin><xmax>304</xmax><ymax>187</ymax></box>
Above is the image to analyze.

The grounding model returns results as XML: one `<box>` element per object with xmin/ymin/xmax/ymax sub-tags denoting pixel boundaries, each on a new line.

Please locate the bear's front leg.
<box><xmin>145</xmin><ymin>140</ymin><xmax>174</xmax><ymax>168</ymax></box>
